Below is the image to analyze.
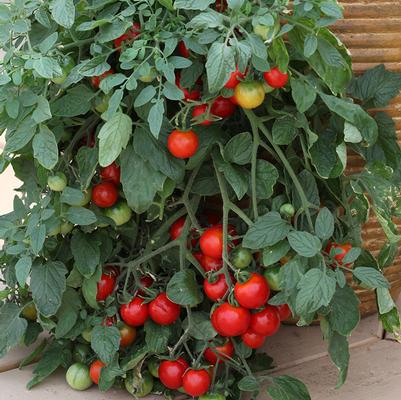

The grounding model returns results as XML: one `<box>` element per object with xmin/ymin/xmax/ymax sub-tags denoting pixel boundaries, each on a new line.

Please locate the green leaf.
<box><xmin>76</xmin><ymin>146</ymin><xmax>98</xmax><ymax>189</ymax></box>
<box><xmin>70</xmin><ymin>231</ymin><xmax>100</xmax><ymax>277</ymax></box>
<box><xmin>0</xmin><ymin>303</ymin><xmax>27</xmax><ymax>357</ymax></box>
<box><xmin>291</xmin><ymin>79</ymin><xmax>316</xmax><ymax>113</ymax></box>
<box><xmin>134</xmin><ymin>86</ymin><xmax>156</xmax><ymax>108</ymax></box>
<box><xmin>267</xmin><ymin>375</ymin><xmax>311</xmax><ymax>400</ymax></box>
<box><xmin>183</xmin><ymin>312</ymin><xmax>217</xmax><ymax>340</ymax></box>
<box><xmin>262</xmin><ymin>240</ymin><xmax>290</xmax><ymax>266</ymax></box>
<box><xmin>98</xmin><ymin>20</ymin><xmax>131</xmax><ymax>43</ymax></box>
<box><xmin>31</xmin><ymin>225</ymin><xmax>46</xmax><ymax>254</ymax></box>
<box><xmin>32</xmin><ymin>126</ymin><xmax>58</xmax><ymax>170</ymax></box>
<box><xmin>272</xmin><ymin>116</ymin><xmax>298</xmax><ymax>145</ymax></box>
<box><xmin>91</xmin><ymin>325</ymin><xmax>120</xmax><ymax>364</ymax></box>
<box><xmin>315</xmin><ymin>207</ymin><xmax>334</xmax><ymax>240</ymax></box>
<box><xmin>60</xmin><ymin>187</ymin><xmax>85</xmax><ymax>206</ymax></box>
<box><xmin>243</xmin><ymin>212</ymin><xmax>291</xmax><ymax>249</ymax></box>
<box><xmin>380</xmin><ymin>307</ymin><xmax>401</xmax><ymax>334</ymax></box>
<box><xmin>98</xmin><ymin>113</ymin><xmax>132</xmax><ymax>167</ymax></box>
<box><xmin>15</xmin><ymin>256</ymin><xmax>32</xmax><ymax>287</ymax></box>
<box><xmin>321</xmin><ymin>2</ymin><xmax>343</xmax><ymax>19</ymax></box>
<box><xmin>269</xmin><ymin>37</ymin><xmax>289</xmax><ymax>72</ymax></box>
<box><xmin>328</xmin><ymin>333</ymin><xmax>349</xmax><ymax>388</ymax></box>
<box><xmin>220</xmin><ymin>162</ymin><xmax>248</xmax><ymax>200</ymax></box>
<box><xmin>304</xmin><ymin>34</ymin><xmax>318</xmax><ymax>57</ymax></box>
<box><xmin>206</xmin><ymin>42</ymin><xmax>235</xmax><ymax>93</ymax></box>
<box><xmin>287</xmin><ymin>231</ymin><xmax>321</xmax><ymax>257</ymax></box>
<box><xmin>254</xmin><ymin>160</ymin><xmax>279</xmax><ymax>199</ymax></box>
<box><xmin>377</xmin><ymin>287</ymin><xmax>396</xmax><ymax>314</ymax></box>
<box><xmin>55</xmin><ymin>288</ymin><xmax>81</xmax><ymax>338</ymax></box>
<box><xmin>51</xmin><ymin>0</ymin><xmax>75</xmax><ymax>28</ymax></box>
<box><xmin>158</xmin><ymin>0</ymin><xmax>174</xmax><ymax>10</ymax></box>
<box><xmin>148</xmin><ymin>99</ymin><xmax>165</xmax><ymax>137</ymax></box>
<box><xmin>33</xmin><ymin>57</ymin><xmax>62</xmax><ymax>79</ymax></box>
<box><xmin>167</xmin><ymin>270</ymin><xmax>203</xmax><ymax>306</ymax></box>
<box><xmin>82</xmin><ymin>270</ymin><xmax>100</xmax><ymax>310</ymax></box>
<box><xmin>144</xmin><ymin>320</ymin><xmax>173</xmax><ymax>353</ymax></box>
<box><xmin>238</xmin><ymin>376</ymin><xmax>260</xmax><ymax>392</ymax></box>
<box><xmin>65</xmin><ymin>207</ymin><xmax>97</xmax><ymax>226</ymax></box>
<box><xmin>4</xmin><ymin>117</ymin><xmax>37</xmax><ymax>153</ymax></box>
<box><xmin>353</xmin><ymin>267</ymin><xmax>390</xmax><ymax>289</ymax></box>
<box><xmin>224</xmin><ymin>132</ymin><xmax>252</xmax><ymax>165</ymax></box>
<box><xmin>174</xmin><ymin>0</ymin><xmax>215</xmax><ymax>10</ymax></box>
<box><xmin>31</xmin><ymin>261</ymin><xmax>67</xmax><ymax>317</ymax></box>
<box><xmin>52</xmin><ymin>85</ymin><xmax>93</xmax><ymax>117</ymax></box>
<box><xmin>32</xmin><ymin>96</ymin><xmax>52</xmax><ymax>123</ymax></box>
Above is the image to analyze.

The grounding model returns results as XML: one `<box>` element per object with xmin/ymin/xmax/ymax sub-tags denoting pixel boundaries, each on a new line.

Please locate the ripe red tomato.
<box><xmin>215</xmin><ymin>0</ymin><xmax>228</xmax><ymax>12</ymax></box>
<box><xmin>178</xmin><ymin>41</ymin><xmax>190</xmax><ymax>58</ymax></box>
<box><xmin>195</xmin><ymin>253</ymin><xmax>223</xmax><ymax>272</ymax></box>
<box><xmin>91</xmin><ymin>181</ymin><xmax>118</xmax><ymax>208</ymax></box>
<box><xmin>276</xmin><ymin>304</ymin><xmax>291</xmax><ymax>321</ymax></box>
<box><xmin>263</xmin><ymin>67</ymin><xmax>289</xmax><ymax>88</ymax></box>
<box><xmin>96</xmin><ymin>273</ymin><xmax>116</xmax><ymax>301</ymax></box>
<box><xmin>326</xmin><ymin>242</ymin><xmax>353</xmax><ymax>266</ymax></box>
<box><xmin>250</xmin><ymin>305</ymin><xmax>280</xmax><ymax>336</ymax></box>
<box><xmin>113</xmin><ymin>22</ymin><xmax>141</xmax><ymax>50</ymax></box>
<box><xmin>200</xmin><ymin>225</ymin><xmax>223</xmax><ymax>258</ymax></box>
<box><xmin>204</xmin><ymin>340</ymin><xmax>234</xmax><ymax>364</ymax></box>
<box><xmin>100</xmin><ymin>162</ymin><xmax>120</xmax><ymax>185</ymax></box>
<box><xmin>210</xmin><ymin>96</ymin><xmax>236</xmax><ymax>118</ymax></box>
<box><xmin>120</xmin><ymin>297</ymin><xmax>149</xmax><ymax>327</ymax></box>
<box><xmin>183</xmin><ymin>369</ymin><xmax>211</xmax><ymax>397</ymax></box>
<box><xmin>102</xmin><ymin>316</ymin><xmax>116</xmax><ymax>326</ymax></box>
<box><xmin>192</xmin><ymin>104</ymin><xmax>212</xmax><ymax>126</ymax></box>
<box><xmin>89</xmin><ymin>360</ymin><xmax>105</xmax><ymax>385</ymax></box>
<box><xmin>158</xmin><ymin>358</ymin><xmax>188</xmax><ymax>390</ymax></box>
<box><xmin>241</xmin><ymin>330</ymin><xmax>266</xmax><ymax>349</ymax></box>
<box><xmin>211</xmin><ymin>302</ymin><xmax>251</xmax><ymax>337</ymax></box>
<box><xmin>234</xmin><ymin>273</ymin><xmax>270</xmax><ymax>309</ymax></box>
<box><xmin>137</xmin><ymin>275</ymin><xmax>154</xmax><ymax>296</ymax></box>
<box><xmin>91</xmin><ymin>69</ymin><xmax>114</xmax><ymax>89</ymax></box>
<box><xmin>119</xmin><ymin>323</ymin><xmax>136</xmax><ymax>347</ymax></box>
<box><xmin>170</xmin><ymin>216</ymin><xmax>186</xmax><ymax>240</ymax></box>
<box><xmin>167</xmin><ymin>129</ymin><xmax>199</xmax><ymax>159</ymax></box>
<box><xmin>203</xmin><ymin>273</ymin><xmax>232</xmax><ymax>302</ymax></box>
<box><xmin>224</xmin><ymin>66</ymin><xmax>246</xmax><ymax>89</ymax></box>
<box><xmin>149</xmin><ymin>293</ymin><xmax>181</xmax><ymax>325</ymax></box>
<box><xmin>175</xmin><ymin>73</ymin><xmax>201</xmax><ymax>101</ymax></box>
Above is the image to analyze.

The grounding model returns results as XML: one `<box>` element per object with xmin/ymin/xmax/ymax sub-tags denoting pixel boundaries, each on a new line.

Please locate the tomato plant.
<box><xmin>149</xmin><ymin>293</ymin><xmax>181</xmax><ymax>325</ymax></box>
<box><xmin>120</xmin><ymin>297</ymin><xmax>149</xmax><ymax>327</ymax></box>
<box><xmin>167</xmin><ymin>129</ymin><xmax>199</xmax><ymax>159</ymax></box>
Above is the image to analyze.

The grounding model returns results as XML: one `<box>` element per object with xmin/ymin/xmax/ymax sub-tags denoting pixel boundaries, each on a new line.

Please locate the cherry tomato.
<box><xmin>178</xmin><ymin>41</ymin><xmax>190</xmax><ymax>58</ymax></box>
<box><xmin>210</xmin><ymin>96</ymin><xmax>236</xmax><ymax>118</ymax></box>
<box><xmin>66</xmin><ymin>363</ymin><xmax>93</xmax><ymax>391</ymax></box>
<box><xmin>263</xmin><ymin>266</ymin><xmax>282</xmax><ymax>292</ymax></box>
<box><xmin>60</xmin><ymin>221</ymin><xmax>74</xmax><ymax>235</ymax></box>
<box><xmin>89</xmin><ymin>360</ymin><xmax>105</xmax><ymax>385</ymax></box>
<box><xmin>149</xmin><ymin>292</ymin><xmax>181</xmax><ymax>325</ymax></box>
<box><xmin>279</xmin><ymin>203</ymin><xmax>295</xmax><ymax>218</ymax></box>
<box><xmin>102</xmin><ymin>316</ymin><xmax>116</xmax><ymax>326</ymax></box>
<box><xmin>224</xmin><ymin>66</ymin><xmax>246</xmax><ymax>89</ymax></box>
<box><xmin>204</xmin><ymin>340</ymin><xmax>234</xmax><ymax>365</ymax></box>
<box><xmin>192</xmin><ymin>104</ymin><xmax>212</xmax><ymax>126</ymax></box>
<box><xmin>234</xmin><ymin>81</ymin><xmax>265</xmax><ymax>109</ymax></box>
<box><xmin>276</xmin><ymin>304</ymin><xmax>291</xmax><ymax>321</ymax></box>
<box><xmin>158</xmin><ymin>358</ymin><xmax>188</xmax><ymax>390</ymax></box>
<box><xmin>263</xmin><ymin>67</ymin><xmax>289</xmax><ymax>89</ymax></box>
<box><xmin>326</xmin><ymin>242</ymin><xmax>353</xmax><ymax>266</ymax></box>
<box><xmin>21</xmin><ymin>303</ymin><xmax>37</xmax><ymax>321</ymax></box>
<box><xmin>200</xmin><ymin>225</ymin><xmax>224</xmax><ymax>258</ymax></box>
<box><xmin>203</xmin><ymin>273</ymin><xmax>232</xmax><ymax>302</ymax></box>
<box><xmin>48</xmin><ymin>172</ymin><xmax>67</xmax><ymax>192</ymax></box>
<box><xmin>170</xmin><ymin>216</ymin><xmax>186</xmax><ymax>240</ymax></box>
<box><xmin>119</xmin><ymin>323</ymin><xmax>137</xmax><ymax>347</ymax></box>
<box><xmin>92</xmin><ymin>181</ymin><xmax>118</xmax><ymax>208</ymax></box>
<box><xmin>215</xmin><ymin>0</ymin><xmax>227</xmax><ymax>12</ymax></box>
<box><xmin>137</xmin><ymin>275</ymin><xmax>154</xmax><ymax>296</ymax></box>
<box><xmin>183</xmin><ymin>369</ymin><xmax>211</xmax><ymax>397</ymax></box>
<box><xmin>125</xmin><ymin>370</ymin><xmax>153</xmax><ymax>397</ymax></box>
<box><xmin>211</xmin><ymin>302</ymin><xmax>251</xmax><ymax>337</ymax></box>
<box><xmin>176</xmin><ymin>73</ymin><xmax>201</xmax><ymax>101</ymax></box>
<box><xmin>113</xmin><ymin>22</ymin><xmax>141</xmax><ymax>50</ymax></box>
<box><xmin>241</xmin><ymin>330</ymin><xmax>266</xmax><ymax>349</ymax></box>
<box><xmin>104</xmin><ymin>201</ymin><xmax>132</xmax><ymax>226</ymax></box>
<box><xmin>250</xmin><ymin>305</ymin><xmax>280</xmax><ymax>336</ymax></box>
<box><xmin>195</xmin><ymin>253</ymin><xmax>223</xmax><ymax>272</ymax></box>
<box><xmin>96</xmin><ymin>273</ymin><xmax>116</xmax><ymax>301</ymax></box>
<box><xmin>100</xmin><ymin>162</ymin><xmax>120</xmax><ymax>185</ymax></box>
<box><xmin>232</xmin><ymin>247</ymin><xmax>253</xmax><ymax>269</ymax></box>
<box><xmin>234</xmin><ymin>273</ymin><xmax>270</xmax><ymax>309</ymax></box>
<box><xmin>52</xmin><ymin>56</ymin><xmax>75</xmax><ymax>85</ymax></box>
<box><xmin>167</xmin><ymin>129</ymin><xmax>199</xmax><ymax>159</ymax></box>
<box><xmin>91</xmin><ymin>68</ymin><xmax>114</xmax><ymax>89</ymax></box>
<box><xmin>120</xmin><ymin>296</ymin><xmax>149</xmax><ymax>327</ymax></box>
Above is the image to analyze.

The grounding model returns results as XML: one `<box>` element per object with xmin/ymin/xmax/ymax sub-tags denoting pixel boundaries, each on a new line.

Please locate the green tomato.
<box><xmin>104</xmin><ymin>201</ymin><xmax>132</xmax><ymax>226</ymax></box>
<box><xmin>199</xmin><ymin>394</ymin><xmax>226</xmax><ymax>400</ymax></box>
<box><xmin>79</xmin><ymin>188</ymin><xmax>92</xmax><ymax>206</ymax></box>
<box><xmin>125</xmin><ymin>370</ymin><xmax>153</xmax><ymax>397</ymax></box>
<box><xmin>21</xmin><ymin>302</ymin><xmax>37</xmax><ymax>321</ymax></box>
<box><xmin>48</xmin><ymin>223</ymin><xmax>62</xmax><ymax>237</ymax></box>
<box><xmin>65</xmin><ymin>363</ymin><xmax>93</xmax><ymax>391</ymax></box>
<box><xmin>95</xmin><ymin>94</ymin><xmax>110</xmax><ymax>113</ymax></box>
<box><xmin>232</xmin><ymin>247</ymin><xmax>253</xmax><ymax>269</ymax></box>
<box><xmin>264</xmin><ymin>266</ymin><xmax>282</xmax><ymax>292</ymax></box>
<box><xmin>280</xmin><ymin>203</ymin><xmax>295</xmax><ymax>218</ymax></box>
<box><xmin>52</xmin><ymin>56</ymin><xmax>75</xmax><ymax>85</ymax></box>
<box><xmin>48</xmin><ymin>172</ymin><xmax>67</xmax><ymax>192</ymax></box>
<box><xmin>81</xmin><ymin>328</ymin><xmax>92</xmax><ymax>343</ymax></box>
<box><xmin>72</xmin><ymin>343</ymin><xmax>90</xmax><ymax>364</ymax></box>
<box><xmin>60</xmin><ymin>221</ymin><xmax>74</xmax><ymax>235</ymax></box>
<box><xmin>147</xmin><ymin>358</ymin><xmax>159</xmax><ymax>378</ymax></box>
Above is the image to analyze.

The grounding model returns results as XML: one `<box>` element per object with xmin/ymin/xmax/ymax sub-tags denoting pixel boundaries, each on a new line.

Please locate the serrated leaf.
<box><xmin>167</xmin><ymin>270</ymin><xmax>203</xmax><ymax>306</ymax></box>
<box><xmin>91</xmin><ymin>325</ymin><xmax>120</xmax><ymax>363</ymax></box>
<box><xmin>287</xmin><ymin>231</ymin><xmax>321</xmax><ymax>257</ymax></box>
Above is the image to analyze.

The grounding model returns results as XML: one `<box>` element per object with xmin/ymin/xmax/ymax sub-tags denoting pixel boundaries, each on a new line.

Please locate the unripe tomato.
<box><xmin>66</xmin><ymin>363</ymin><xmax>93</xmax><ymax>391</ymax></box>
<box><xmin>234</xmin><ymin>273</ymin><xmax>270</xmax><ymax>309</ymax></box>
<box><xmin>178</xmin><ymin>41</ymin><xmax>190</xmax><ymax>58</ymax></box>
<box><xmin>48</xmin><ymin>172</ymin><xmax>67</xmax><ymax>191</ymax></box>
<box><xmin>250</xmin><ymin>305</ymin><xmax>280</xmax><ymax>336</ymax></box>
<box><xmin>200</xmin><ymin>394</ymin><xmax>226</xmax><ymax>400</ymax></box>
<box><xmin>113</xmin><ymin>22</ymin><xmax>141</xmax><ymax>50</ymax></box>
<box><xmin>280</xmin><ymin>203</ymin><xmax>295</xmax><ymax>218</ymax></box>
<box><xmin>263</xmin><ymin>67</ymin><xmax>289</xmax><ymax>89</ymax></box>
<box><xmin>241</xmin><ymin>330</ymin><xmax>266</xmax><ymax>349</ymax></box>
<box><xmin>149</xmin><ymin>293</ymin><xmax>181</xmax><ymax>325</ymax></box>
<box><xmin>210</xmin><ymin>96</ymin><xmax>237</xmax><ymax>118</ymax></box>
<box><xmin>100</xmin><ymin>162</ymin><xmax>120</xmax><ymax>185</ymax></box>
<box><xmin>89</xmin><ymin>360</ymin><xmax>105</xmax><ymax>385</ymax></box>
<box><xmin>192</xmin><ymin>104</ymin><xmax>212</xmax><ymax>126</ymax></box>
<box><xmin>91</xmin><ymin>68</ymin><xmax>114</xmax><ymax>89</ymax></box>
<box><xmin>183</xmin><ymin>369</ymin><xmax>211</xmax><ymax>397</ymax></box>
<box><xmin>232</xmin><ymin>247</ymin><xmax>253</xmax><ymax>269</ymax></box>
<box><xmin>119</xmin><ymin>323</ymin><xmax>137</xmax><ymax>347</ymax></box>
<box><xmin>203</xmin><ymin>273</ymin><xmax>232</xmax><ymax>302</ymax></box>
<box><xmin>158</xmin><ymin>358</ymin><xmax>188</xmax><ymax>389</ymax></box>
<box><xmin>276</xmin><ymin>304</ymin><xmax>292</xmax><ymax>321</ymax></box>
<box><xmin>204</xmin><ymin>340</ymin><xmax>234</xmax><ymax>365</ymax></box>
<box><xmin>72</xmin><ymin>343</ymin><xmax>90</xmax><ymax>363</ymax></box>
<box><xmin>200</xmin><ymin>225</ymin><xmax>224</xmax><ymax>258</ymax></box>
<box><xmin>263</xmin><ymin>266</ymin><xmax>282</xmax><ymax>292</ymax></box>
<box><xmin>211</xmin><ymin>302</ymin><xmax>251</xmax><ymax>337</ymax></box>
<box><xmin>224</xmin><ymin>66</ymin><xmax>246</xmax><ymax>89</ymax></box>
<box><xmin>148</xmin><ymin>358</ymin><xmax>160</xmax><ymax>378</ymax></box>
<box><xmin>96</xmin><ymin>273</ymin><xmax>116</xmax><ymax>301</ymax></box>
<box><xmin>94</xmin><ymin>93</ymin><xmax>110</xmax><ymax>113</ymax></box>
<box><xmin>79</xmin><ymin>188</ymin><xmax>92</xmax><ymax>206</ymax></box>
<box><xmin>326</xmin><ymin>242</ymin><xmax>353</xmax><ymax>266</ymax></box>
<box><xmin>91</xmin><ymin>181</ymin><xmax>118</xmax><ymax>208</ymax></box>
<box><xmin>60</xmin><ymin>221</ymin><xmax>74</xmax><ymax>235</ymax></box>
<box><xmin>104</xmin><ymin>201</ymin><xmax>132</xmax><ymax>226</ymax></box>
<box><xmin>167</xmin><ymin>129</ymin><xmax>199</xmax><ymax>159</ymax></box>
<box><xmin>120</xmin><ymin>296</ymin><xmax>149</xmax><ymax>327</ymax></box>
<box><xmin>21</xmin><ymin>302</ymin><xmax>37</xmax><ymax>321</ymax></box>
<box><xmin>234</xmin><ymin>81</ymin><xmax>265</xmax><ymax>109</ymax></box>
<box><xmin>52</xmin><ymin>56</ymin><xmax>75</xmax><ymax>85</ymax></box>
<box><xmin>81</xmin><ymin>328</ymin><xmax>92</xmax><ymax>343</ymax></box>
<box><xmin>125</xmin><ymin>370</ymin><xmax>153</xmax><ymax>397</ymax></box>
<box><xmin>175</xmin><ymin>73</ymin><xmax>201</xmax><ymax>101</ymax></box>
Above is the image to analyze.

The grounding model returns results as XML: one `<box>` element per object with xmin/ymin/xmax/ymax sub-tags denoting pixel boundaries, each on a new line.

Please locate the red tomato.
<box><xmin>113</xmin><ymin>22</ymin><xmax>141</xmax><ymax>50</ymax></box>
<box><xmin>119</xmin><ymin>323</ymin><xmax>136</xmax><ymax>347</ymax></box>
<box><xmin>241</xmin><ymin>330</ymin><xmax>266</xmax><ymax>349</ymax></box>
<box><xmin>192</xmin><ymin>104</ymin><xmax>212</xmax><ymax>126</ymax></box>
<box><xmin>194</xmin><ymin>252</ymin><xmax>223</xmax><ymax>272</ymax></box>
<box><xmin>100</xmin><ymin>162</ymin><xmax>120</xmax><ymax>185</ymax></box>
<box><xmin>120</xmin><ymin>297</ymin><xmax>149</xmax><ymax>327</ymax></box>
<box><xmin>79</xmin><ymin>131</ymin><xmax>96</xmax><ymax>148</ymax></box>
<box><xmin>91</xmin><ymin>69</ymin><xmax>114</xmax><ymax>89</ymax></box>
<box><xmin>96</xmin><ymin>273</ymin><xmax>116</xmax><ymax>301</ymax></box>
<box><xmin>175</xmin><ymin>73</ymin><xmax>201</xmax><ymax>101</ymax></box>
<box><xmin>200</xmin><ymin>225</ymin><xmax>224</xmax><ymax>258</ymax></box>
<box><xmin>215</xmin><ymin>0</ymin><xmax>228</xmax><ymax>12</ymax></box>
<box><xmin>250</xmin><ymin>305</ymin><xmax>280</xmax><ymax>336</ymax></box>
<box><xmin>211</xmin><ymin>302</ymin><xmax>251</xmax><ymax>337</ymax></box>
<box><xmin>137</xmin><ymin>275</ymin><xmax>154</xmax><ymax>296</ymax></box>
<box><xmin>91</xmin><ymin>181</ymin><xmax>118</xmax><ymax>208</ymax></box>
<box><xmin>183</xmin><ymin>369</ymin><xmax>211</xmax><ymax>397</ymax></box>
<box><xmin>158</xmin><ymin>358</ymin><xmax>188</xmax><ymax>390</ymax></box>
<box><xmin>149</xmin><ymin>293</ymin><xmax>181</xmax><ymax>325</ymax></box>
<box><xmin>234</xmin><ymin>273</ymin><xmax>270</xmax><ymax>309</ymax></box>
<box><xmin>102</xmin><ymin>316</ymin><xmax>116</xmax><ymax>326</ymax></box>
<box><xmin>263</xmin><ymin>67</ymin><xmax>289</xmax><ymax>89</ymax></box>
<box><xmin>211</xmin><ymin>96</ymin><xmax>236</xmax><ymax>118</ymax></box>
<box><xmin>178</xmin><ymin>41</ymin><xmax>190</xmax><ymax>58</ymax></box>
<box><xmin>326</xmin><ymin>242</ymin><xmax>353</xmax><ymax>266</ymax></box>
<box><xmin>89</xmin><ymin>360</ymin><xmax>105</xmax><ymax>384</ymax></box>
<box><xmin>170</xmin><ymin>216</ymin><xmax>186</xmax><ymax>240</ymax></box>
<box><xmin>224</xmin><ymin>66</ymin><xmax>246</xmax><ymax>89</ymax></box>
<box><xmin>203</xmin><ymin>273</ymin><xmax>232</xmax><ymax>302</ymax></box>
<box><xmin>276</xmin><ymin>304</ymin><xmax>291</xmax><ymax>321</ymax></box>
<box><xmin>204</xmin><ymin>340</ymin><xmax>234</xmax><ymax>364</ymax></box>
<box><xmin>167</xmin><ymin>129</ymin><xmax>199</xmax><ymax>159</ymax></box>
